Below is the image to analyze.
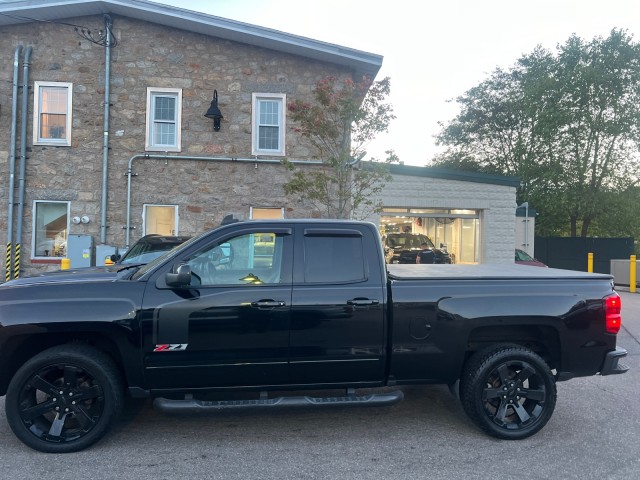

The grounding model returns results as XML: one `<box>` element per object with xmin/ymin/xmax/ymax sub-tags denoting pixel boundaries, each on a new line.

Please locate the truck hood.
<box><xmin>0</xmin><ymin>266</ymin><xmax>127</xmax><ymax>288</ymax></box>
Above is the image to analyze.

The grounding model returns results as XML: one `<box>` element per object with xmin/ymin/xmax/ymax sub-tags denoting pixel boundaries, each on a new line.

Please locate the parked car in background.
<box><xmin>384</xmin><ymin>232</ymin><xmax>453</xmax><ymax>264</ymax></box>
<box><xmin>515</xmin><ymin>248</ymin><xmax>547</xmax><ymax>267</ymax></box>
<box><xmin>112</xmin><ymin>234</ymin><xmax>191</xmax><ymax>265</ymax></box>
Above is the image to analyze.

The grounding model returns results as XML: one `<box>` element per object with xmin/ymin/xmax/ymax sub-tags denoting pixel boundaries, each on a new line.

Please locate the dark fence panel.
<box><xmin>534</xmin><ymin>237</ymin><xmax>634</xmax><ymax>273</ymax></box>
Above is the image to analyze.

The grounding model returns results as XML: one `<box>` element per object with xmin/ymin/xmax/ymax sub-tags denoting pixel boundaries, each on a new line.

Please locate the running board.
<box><xmin>153</xmin><ymin>390</ymin><xmax>404</xmax><ymax>414</ymax></box>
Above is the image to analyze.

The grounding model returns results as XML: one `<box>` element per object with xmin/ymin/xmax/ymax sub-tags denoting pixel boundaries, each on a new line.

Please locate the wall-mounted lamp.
<box><xmin>204</xmin><ymin>89</ymin><xmax>223</xmax><ymax>131</ymax></box>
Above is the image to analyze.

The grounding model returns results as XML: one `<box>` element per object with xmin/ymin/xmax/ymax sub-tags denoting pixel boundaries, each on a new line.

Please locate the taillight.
<box><xmin>604</xmin><ymin>293</ymin><xmax>622</xmax><ymax>334</ymax></box>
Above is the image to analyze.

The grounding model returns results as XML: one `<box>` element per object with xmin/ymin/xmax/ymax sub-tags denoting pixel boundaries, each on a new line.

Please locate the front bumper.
<box><xmin>600</xmin><ymin>347</ymin><xmax>630</xmax><ymax>375</ymax></box>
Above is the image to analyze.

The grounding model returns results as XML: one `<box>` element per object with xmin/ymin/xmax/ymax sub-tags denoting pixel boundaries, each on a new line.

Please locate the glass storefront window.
<box><xmin>380</xmin><ymin>208</ymin><xmax>481</xmax><ymax>264</ymax></box>
<box><xmin>32</xmin><ymin>201</ymin><xmax>69</xmax><ymax>258</ymax></box>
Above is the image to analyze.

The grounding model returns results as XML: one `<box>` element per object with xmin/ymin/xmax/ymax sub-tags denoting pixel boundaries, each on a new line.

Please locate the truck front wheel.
<box><xmin>459</xmin><ymin>344</ymin><xmax>557</xmax><ymax>439</ymax></box>
<box><xmin>5</xmin><ymin>344</ymin><xmax>124</xmax><ymax>453</ymax></box>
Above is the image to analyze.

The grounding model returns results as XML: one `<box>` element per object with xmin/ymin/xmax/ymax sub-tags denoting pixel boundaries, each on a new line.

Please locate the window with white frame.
<box><xmin>250</xmin><ymin>207</ymin><xmax>284</xmax><ymax>219</ymax></box>
<box><xmin>146</xmin><ymin>88</ymin><xmax>182</xmax><ymax>152</ymax></box>
<box><xmin>32</xmin><ymin>201</ymin><xmax>70</xmax><ymax>258</ymax></box>
<box><xmin>143</xmin><ymin>204</ymin><xmax>179</xmax><ymax>236</ymax></box>
<box><xmin>33</xmin><ymin>82</ymin><xmax>73</xmax><ymax>146</ymax></box>
<box><xmin>252</xmin><ymin>93</ymin><xmax>285</xmax><ymax>156</ymax></box>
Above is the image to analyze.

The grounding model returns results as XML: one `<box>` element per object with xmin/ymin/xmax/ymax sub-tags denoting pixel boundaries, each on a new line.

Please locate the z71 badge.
<box><xmin>154</xmin><ymin>344</ymin><xmax>188</xmax><ymax>352</ymax></box>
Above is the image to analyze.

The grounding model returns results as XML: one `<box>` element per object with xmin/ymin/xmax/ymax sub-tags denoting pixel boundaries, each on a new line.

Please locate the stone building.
<box><xmin>1</xmin><ymin>0</ymin><xmax>521</xmax><ymax>280</ymax></box>
<box><xmin>0</xmin><ymin>0</ymin><xmax>381</xmax><ymax>278</ymax></box>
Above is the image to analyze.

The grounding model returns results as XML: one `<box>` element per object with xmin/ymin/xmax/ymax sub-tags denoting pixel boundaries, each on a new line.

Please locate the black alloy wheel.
<box><xmin>459</xmin><ymin>344</ymin><xmax>557</xmax><ymax>439</ymax></box>
<box><xmin>5</xmin><ymin>344</ymin><xmax>123</xmax><ymax>453</ymax></box>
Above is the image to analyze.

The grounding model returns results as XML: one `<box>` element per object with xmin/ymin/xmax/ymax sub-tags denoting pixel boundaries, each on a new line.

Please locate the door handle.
<box><xmin>251</xmin><ymin>300</ymin><xmax>286</xmax><ymax>308</ymax></box>
<box><xmin>347</xmin><ymin>298</ymin><xmax>380</xmax><ymax>306</ymax></box>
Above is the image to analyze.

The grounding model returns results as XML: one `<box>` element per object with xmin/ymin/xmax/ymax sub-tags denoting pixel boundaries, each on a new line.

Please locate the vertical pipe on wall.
<box><xmin>15</xmin><ymin>46</ymin><xmax>33</xmax><ymax>279</ymax></box>
<box><xmin>100</xmin><ymin>15</ymin><xmax>112</xmax><ymax>244</ymax></box>
<box><xmin>6</xmin><ymin>45</ymin><xmax>22</xmax><ymax>282</ymax></box>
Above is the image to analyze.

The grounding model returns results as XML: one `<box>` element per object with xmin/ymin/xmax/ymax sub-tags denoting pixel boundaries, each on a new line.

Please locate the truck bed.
<box><xmin>387</xmin><ymin>264</ymin><xmax>613</xmax><ymax>280</ymax></box>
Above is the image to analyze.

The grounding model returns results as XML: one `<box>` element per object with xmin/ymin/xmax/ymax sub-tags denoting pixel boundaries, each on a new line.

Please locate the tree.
<box><xmin>283</xmin><ymin>76</ymin><xmax>398</xmax><ymax>219</ymax></box>
<box><xmin>436</xmin><ymin>30</ymin><xmax>640</xmax><ymax>237</ymax></box>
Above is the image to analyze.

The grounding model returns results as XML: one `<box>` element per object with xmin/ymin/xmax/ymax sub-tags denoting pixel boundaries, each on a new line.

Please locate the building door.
<box><xmin>143</xmin><ymin>204</ymin><xmax>178</xmax><ymax>236</ymax></box>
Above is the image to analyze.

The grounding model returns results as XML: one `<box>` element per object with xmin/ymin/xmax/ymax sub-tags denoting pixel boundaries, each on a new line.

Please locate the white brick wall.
<box><xmin>361</xmin><ymin>173</ymin><xmax>517</xmax><ymax>264</ymax></box>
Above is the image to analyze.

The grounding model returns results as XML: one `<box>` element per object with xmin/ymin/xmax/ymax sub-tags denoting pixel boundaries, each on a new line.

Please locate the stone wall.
<box><xmin>0</xmin><ymin>15</ymin><xmax>350</xmax><ymax>276</ymax></box>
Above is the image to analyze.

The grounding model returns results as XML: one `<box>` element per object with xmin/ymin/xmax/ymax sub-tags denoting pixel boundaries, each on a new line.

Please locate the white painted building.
<box><xmin>363</xmin><ymin>164</ymin><xmax>521</xmax><ymax>264</ymax></box>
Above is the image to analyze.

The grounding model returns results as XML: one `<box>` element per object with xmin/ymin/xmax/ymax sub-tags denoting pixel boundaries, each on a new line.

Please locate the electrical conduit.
<box><xmin>124</xmin><ymin>154</ymin><xmax>322</xmax><ymax>247</ymax></box>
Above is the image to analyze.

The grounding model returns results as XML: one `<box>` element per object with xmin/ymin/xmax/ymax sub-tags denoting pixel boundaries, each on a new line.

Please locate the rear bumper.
<box><xmin>600</xmin><ymin>347</ymin><xmax>630</xmax><ymax>376</ymax></box>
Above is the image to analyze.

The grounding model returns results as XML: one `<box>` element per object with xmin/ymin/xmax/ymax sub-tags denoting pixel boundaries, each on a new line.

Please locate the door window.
<box><xmin>186</xmin><ymin>232</ymin><xmax>285</xmax><ymax>286</ymax></box>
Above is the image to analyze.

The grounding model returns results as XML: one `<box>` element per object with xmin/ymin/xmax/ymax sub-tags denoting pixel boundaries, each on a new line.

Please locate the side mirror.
<box><xmin>165</xmin><ymin>263</ymin><xmax>192</xmax><ymax>287</ymax></box>
<box><xmin>110</xmin><ymin>254</ymin><xmax>121</xmax><ymax>262</ymax></box>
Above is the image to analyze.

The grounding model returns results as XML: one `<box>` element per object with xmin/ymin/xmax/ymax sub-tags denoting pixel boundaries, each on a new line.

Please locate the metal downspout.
<box><xmin>100</xmin><ymin>15</ymin><xmax>112</xmax><ymax>244</ymax></box>
<box><xmin>15</xmin><ymin>46</ymin><xmax>33</xmax><ymax>279</ymax></box>
<box><xmin>5</xmin><ymin>45</ymin><xmax>22</xmax><ymax>282</ymax></box>
<box><xmin>124</xmin><ymin>154</ymin><xmax>322</xmax><ymax>247</ymax></box>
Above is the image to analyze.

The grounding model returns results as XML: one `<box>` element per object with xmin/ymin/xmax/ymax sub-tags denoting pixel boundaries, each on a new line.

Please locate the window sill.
<box><xmin>33</xmin><ymin>141</ymin><xmax>71</xmax><ymax>147</ymax></box>
<box><xmin>145</xmin><ymin>146</ymin><xmax>182</xmax><ymax>153</ymax></box>
<box><xmin>251</xmin><ymin>151</ymin><xmax>286</xmax><ymax>157</ymax></box>
<box><xmin>31</xmin><ymin>258</ymin><xmax>64</xmax><ymax>264</ymax></box>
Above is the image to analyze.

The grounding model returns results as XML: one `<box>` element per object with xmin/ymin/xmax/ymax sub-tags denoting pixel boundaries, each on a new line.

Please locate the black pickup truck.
<box><xmin>0</xmin><ymin>220</ymin><xmax>628</xmax><ymax>452</ymax></box>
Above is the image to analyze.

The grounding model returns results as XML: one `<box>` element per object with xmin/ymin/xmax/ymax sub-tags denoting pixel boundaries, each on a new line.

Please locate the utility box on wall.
<box><xmin>67</xmin><ymin>235</ymin><xmax>94</xmax><ymax>268</ymax></box>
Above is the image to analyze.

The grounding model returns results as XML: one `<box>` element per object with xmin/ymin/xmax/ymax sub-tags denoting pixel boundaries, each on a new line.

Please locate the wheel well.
<box><xmin>464</xmin><ymin>324</ymin><xmax>561</xmax><ymax>371</ymax></box>
<box><xmin>0</xmin><ymin>332</ymin><xmax>126</xmax><ymax>396</ymax></box>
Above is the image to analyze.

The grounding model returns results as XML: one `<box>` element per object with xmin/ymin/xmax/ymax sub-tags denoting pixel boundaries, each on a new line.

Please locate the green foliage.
<box><xmin>436</xmin><ymin>29</ymin><xmax>640</xmax><ymax>237</ymax></box>
<box><xmin>283</xmin><ymin>76</ymin><xmax>398</xmax><ymax>219</ymax></box>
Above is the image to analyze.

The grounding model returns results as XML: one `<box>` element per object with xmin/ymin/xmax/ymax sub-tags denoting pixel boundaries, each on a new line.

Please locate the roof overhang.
<box><xmin>0</xmin><ymin>0</ymin><xmax>382</xmax><ymax>77</ymax></box>
<box><xmin>382</xmin><ymin>163</ymin><xmax>521</xmax><ymax>188</ymax></box>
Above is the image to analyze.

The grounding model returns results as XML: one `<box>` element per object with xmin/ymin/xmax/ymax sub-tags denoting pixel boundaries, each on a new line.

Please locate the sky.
<box><xmin>160</xmin><ymin>0</ymin><xmax>640</xmax><ymax>166</ymax></box>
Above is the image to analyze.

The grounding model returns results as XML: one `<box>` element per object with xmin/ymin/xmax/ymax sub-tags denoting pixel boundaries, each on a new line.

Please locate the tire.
<box><xmin>459</xmin><ymin>344</ymin><xmax>557</xmax><ymax>440</ymax></box>
<box><xmin>5</xmin><ymin>344</ymin><xmax>124</xmax><ymax>453</ymax></box>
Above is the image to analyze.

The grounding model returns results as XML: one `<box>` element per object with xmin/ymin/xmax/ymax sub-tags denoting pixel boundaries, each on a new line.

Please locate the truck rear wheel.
<box><xmin>5</xmin><ymin>344</ymin><xmax>124</xmax><ymax>453</ymax></box>
<box><xmin>459</xmin><ymin>344</ymin><xmax>556</xmax><ymax>439</ymax></box>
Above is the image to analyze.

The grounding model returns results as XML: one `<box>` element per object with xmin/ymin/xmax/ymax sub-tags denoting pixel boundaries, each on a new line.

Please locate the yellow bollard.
<box><xmin>631</xmin><ymin>255</ymin><xmax>637</xmax><ymax>294</ymax></box>
<box><xmin>587</xmin><ymin>252</ymin><xmax>593</xmax><ymax>273</ymax></box>
<box><xmin>60</xmin><ymin>258</ymin><xmax>71</xmax><ymax>270</ymax></box>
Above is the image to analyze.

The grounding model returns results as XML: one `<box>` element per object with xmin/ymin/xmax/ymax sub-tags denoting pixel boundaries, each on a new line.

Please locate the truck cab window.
<box><xmin>303</xmin><ymin>236</ymin><xmax>365</xmax><ymax>283</ymax></box>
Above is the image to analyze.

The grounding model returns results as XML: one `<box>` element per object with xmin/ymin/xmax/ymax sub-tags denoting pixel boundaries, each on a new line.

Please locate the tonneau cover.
<box><xmin>387</xmin><ymin>263</ymin><xmax>613</xmax><ymax>281</ymax></box>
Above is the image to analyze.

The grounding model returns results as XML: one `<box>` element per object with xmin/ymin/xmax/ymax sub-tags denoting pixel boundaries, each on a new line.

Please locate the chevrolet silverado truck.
<box><xmin>0</xmin><ymin>220</ymin><xmax>629</xmax><ymax>452</ymax></box>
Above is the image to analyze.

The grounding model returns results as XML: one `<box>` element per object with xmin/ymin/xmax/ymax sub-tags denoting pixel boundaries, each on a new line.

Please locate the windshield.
<box><xmin>516</xmin><ymin>249</ymin><xmax>535</xmax><ymax>261</ymax></box>
<box><xmin>130</xmin><ymin>232</ymin><xmax>209</xmax><ymax>280</ymax></box>
<box><xmin>120</xmin><ymin>243</ymin><xmax>181</xmax><ymax>264</ymax></box>
<box><xmin>387</xmin><ymin>233</ymin><xmax>435</xmax><ymax>249</ymax></box>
